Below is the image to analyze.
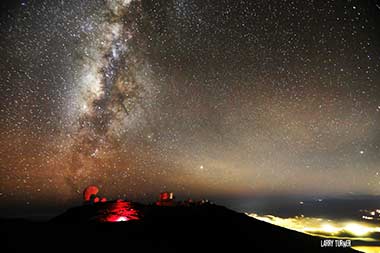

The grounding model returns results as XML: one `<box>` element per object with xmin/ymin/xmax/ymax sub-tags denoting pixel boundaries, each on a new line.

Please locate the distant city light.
<box><xmin>344</xmin><ymin>223</ymin><xmax>369</xmax><ymax>236</ymax></box>
<box><xmin>247</xmin><ymin>213</ymin><xmax>380</xmax><ymax>241</ymax></box>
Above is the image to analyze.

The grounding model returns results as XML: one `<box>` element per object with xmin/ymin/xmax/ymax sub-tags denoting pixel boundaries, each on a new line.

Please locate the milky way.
<box><xmin>65</xmin><ymin>0</ymin><xmax>157</xmax><ymax>189</ymax></box>
<box><xmin>1</xmin><ymin>0</ymin><xmax>380</xmax><ymax>213</ymax></box>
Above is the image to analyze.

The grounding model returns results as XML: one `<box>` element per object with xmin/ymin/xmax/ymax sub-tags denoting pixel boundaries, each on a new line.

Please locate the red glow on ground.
<box><xmin>100</xmin><ymin>201</ymin><xmax>140</xmax><ymax>222</ymax></box>
<box><xmin>116</xmin><ymin>216</ymin><xmax>128</xmax><ymax>222</ymax></box>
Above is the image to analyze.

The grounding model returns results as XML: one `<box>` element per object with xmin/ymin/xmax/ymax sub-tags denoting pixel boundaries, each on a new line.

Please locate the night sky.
<box><xmin>1</xmin><ymin>0</ymin><xmax>380</xmax><ymax>213</ymax></box>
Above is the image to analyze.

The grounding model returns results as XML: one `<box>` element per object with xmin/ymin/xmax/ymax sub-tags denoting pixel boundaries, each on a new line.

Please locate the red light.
<box><xmin>160</xmin><ymin>192</ymin><xmax>170</xmax><ymax>201</ymax></box>
<box><xmin>116</xmin><ymin>217</ymin><xmax>128</xmax><ymax>222</ymax></box>
<box><xmin>100</xmin><ymin>201</ymin><xmax>140</xmax><ymax>222</ymax></box>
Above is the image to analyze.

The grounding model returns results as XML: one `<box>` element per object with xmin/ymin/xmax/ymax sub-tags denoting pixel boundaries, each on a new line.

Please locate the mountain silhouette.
<box><xmin>1</xmin><ymin>201</ymin><xmax>358</xmax><ymax>252</ymax></box>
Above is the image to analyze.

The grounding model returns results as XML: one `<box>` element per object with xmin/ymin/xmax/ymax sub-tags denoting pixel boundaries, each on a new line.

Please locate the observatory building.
<box><xmin>155</xmin><ymin>192</ymin><xmax>175</xmax><ymax>206</ymax></box>
<box><xmin>83</xmin><ymin>185</ymin><xmax>107</xmax><ymax>204</ymax></box>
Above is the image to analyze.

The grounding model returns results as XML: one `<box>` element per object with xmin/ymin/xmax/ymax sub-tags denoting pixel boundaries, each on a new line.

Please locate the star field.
<box><xmin>0</xmin><ymin>0</ymin><xmax>380</xmax><ymax>212</ymax></box>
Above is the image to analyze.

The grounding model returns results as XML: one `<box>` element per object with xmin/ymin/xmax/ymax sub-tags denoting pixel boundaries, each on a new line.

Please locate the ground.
<box><xmin>0</xmin><ymin>202</ymin><xmax>359</xmax><ymax>252</ymax></box>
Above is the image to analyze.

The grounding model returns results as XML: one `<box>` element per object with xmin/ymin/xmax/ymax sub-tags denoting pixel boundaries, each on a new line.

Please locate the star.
<box><xmin>0</xmin><ymin>0</ymin><xmax>380</xmax><ymax>216</ymax></box>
